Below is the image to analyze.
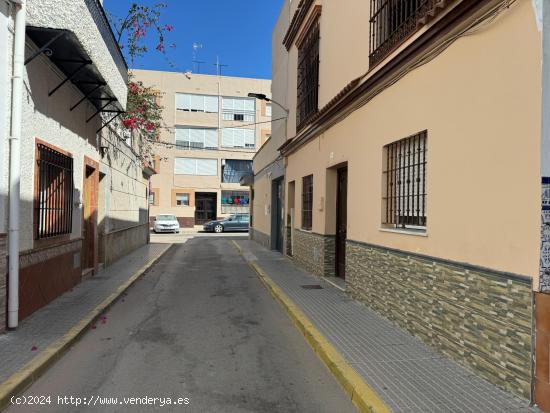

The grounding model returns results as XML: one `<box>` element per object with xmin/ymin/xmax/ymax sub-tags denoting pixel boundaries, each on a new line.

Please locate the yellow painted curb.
<box><xmin>231</xmin><ymin>240</ymin><xmax>392</xmax><ymax>413</ymax></box>
<box><xmin>0</xmin><ymin>244</ymin><xmax>174</xmax><ymax>412</ymax></box>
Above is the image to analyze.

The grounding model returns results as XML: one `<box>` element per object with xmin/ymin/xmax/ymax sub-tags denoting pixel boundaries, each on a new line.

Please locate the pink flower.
<box><xmin>156</xmin><ymin>43</ymin><xmax>165</xmax><ymax>53</ymax></box>
<box><xmin>165</xmin><ymin>24</ymin><xmax>173</xmax><ymax>32</ymax></box>
<box><xmin>31</xmin><ymin>346</ymin><xmax>37</xmax><ymax>351</ymax></box>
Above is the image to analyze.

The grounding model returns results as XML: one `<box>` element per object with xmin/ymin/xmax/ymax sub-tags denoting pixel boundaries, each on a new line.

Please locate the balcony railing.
<box><xmin>369</xmin><ymin>0</ymin><xmax>436</xmax><ymax>67</ymax></box>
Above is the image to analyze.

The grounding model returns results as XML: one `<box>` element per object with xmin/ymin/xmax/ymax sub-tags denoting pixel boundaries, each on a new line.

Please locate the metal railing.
<box><xmin>369</xmin><ymin>0</ymin><xmax>433</xmax><ymax>66</ymax></box>
<box><xmin>35</xmin><ymin>145</ymin><xmax>74</xmax><ymax>239</ymax></box>
<box><xmin>382</xmin><ymin>131</ymin><xmax>427</xmax><ymax>229</ymax></box>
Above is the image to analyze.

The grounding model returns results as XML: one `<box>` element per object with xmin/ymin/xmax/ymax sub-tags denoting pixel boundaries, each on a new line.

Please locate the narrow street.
<box><xmin>7</xmin><ymin>237</ymin><xmax>356</xmax><ymax>413</ymax></box>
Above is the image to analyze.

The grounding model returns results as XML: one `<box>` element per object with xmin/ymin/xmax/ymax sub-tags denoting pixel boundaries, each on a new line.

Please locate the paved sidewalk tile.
<box><xmin>236</xmin><ymin>240</ymin><xmax>541</xmax><ymax>413</ymax></box>
<box><xmin>0</xmin><ymin>243</ymin><xmax>171</xmax><ymax>384</ymax></box>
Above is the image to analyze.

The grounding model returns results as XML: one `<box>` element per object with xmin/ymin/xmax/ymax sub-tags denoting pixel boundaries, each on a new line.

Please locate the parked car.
<box><xmin>153</xmin><ymin>214</ymin><xmax>180</xmax><ymax>233</ymax></box>
<box><xmin>203</xmin><ymin>214</ymin><xmax>249</xmax><ymax>233</ymax></box>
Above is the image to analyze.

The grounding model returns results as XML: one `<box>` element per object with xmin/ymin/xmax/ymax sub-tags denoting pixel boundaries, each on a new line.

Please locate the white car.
<box><xmin>153</xmin><ymin>214</ymin><xmax>180</xmax><ymax>233</ymax></box>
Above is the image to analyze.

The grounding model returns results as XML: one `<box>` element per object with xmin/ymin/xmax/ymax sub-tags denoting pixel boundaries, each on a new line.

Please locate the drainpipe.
<box><xmin>7</xmin><ymin>0</ymin><xmax>26</xmax><ymax>329</ymax></box>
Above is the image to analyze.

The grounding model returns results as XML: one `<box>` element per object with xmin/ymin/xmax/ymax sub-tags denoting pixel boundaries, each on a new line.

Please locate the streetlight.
<box><xmin>248</xmin><ymin>93</ymin><xmax>289</xmax><ymax>115</ymax></box>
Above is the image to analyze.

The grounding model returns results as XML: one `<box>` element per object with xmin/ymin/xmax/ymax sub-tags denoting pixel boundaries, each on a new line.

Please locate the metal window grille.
<box><xmin>35</xmin><ymin>144</ymin><xmax>74</xmax><ymax>239</ymax></box>
<box><xmin>369</xmin><ymin>0</ymin><xmax>433</xmax><ymax>66</ymax></box>
<box><xmin>383</xmin><ymin>131</ymin><xmax>427</xmax><ymax>229</ymax></box>
<box><xmin>301</xmin><ymin>175</ymin><xmax>313</xmax><ymax>230</ymax></box>
<box><xmin>297</xmin><ymin>18</ymin><xmax>320</xmax><ymax>130</ymax></box>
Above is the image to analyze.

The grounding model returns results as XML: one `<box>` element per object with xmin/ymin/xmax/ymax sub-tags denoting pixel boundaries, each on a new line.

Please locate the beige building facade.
<box><xmin>133</xmin><ymin>70</ymin><xmax>271</xmax><ymax>227</ymax></box>
<box><xmin>255</xmin><ymin>0</ymin><xmax>550</xmax><ymax>409</ymax></box>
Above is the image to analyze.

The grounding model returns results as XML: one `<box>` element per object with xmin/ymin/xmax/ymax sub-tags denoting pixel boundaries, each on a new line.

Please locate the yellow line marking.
<box><xmin>231</xmin><ymin>240</ymin><xmax>392</xmax><ymax>413</ymax></box>
<box><xmin>0</xmin><ymin>244</ymin><xmax>173</xmax><ymax>412</ymax></box>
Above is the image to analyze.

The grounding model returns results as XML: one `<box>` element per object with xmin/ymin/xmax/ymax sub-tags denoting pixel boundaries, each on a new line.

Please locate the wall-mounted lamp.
<box><xmin>99</xmin><ymin>145</ymin><xmax>108</xmax><ymax>158</ymax></box>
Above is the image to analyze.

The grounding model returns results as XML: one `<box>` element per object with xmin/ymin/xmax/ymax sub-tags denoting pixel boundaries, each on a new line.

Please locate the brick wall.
<box><xmin>292</xmin><ymin>229</ymin><xmax>335</xmax><ymax>277</ymax></box>
<box><xmin>346</xmin><ymin>239</ymin><xmax>532</xmax><ymax>400</ymax></box>
<box><xmin>0</xmin><ymin>235</ymin><xmax>6</xmax><ymax>333</ymax></box>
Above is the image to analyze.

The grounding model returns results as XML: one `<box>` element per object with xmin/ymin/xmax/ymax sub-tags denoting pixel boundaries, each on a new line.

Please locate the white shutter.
<box><xmin>244</xmin><ymin>99</ymin><xmax>255</xmax><ymax>112</ymax></box>
<box><xmin>222</xmin><ymin>129</ymin><xmax>233</xmax><ymax>147</ymax></box>
<box><xmin>175</xmin><ymin>158</ymin><xmax>196</xmax><ymax>175</ymax></box>
<box><xmin>205</xmin><ymin>129</ymin><xmax>218</xmax><ymax>148</ymax></box>
<box><xmin>234</xmin><ymin>129</ymin><xmax>245</xmax><ymax>147</ymax></box>
<box><xmin>176</xmin><ymin>94</ymin><xmax>191</xmax><ymax>110</ymax></box>
<box><xmin>189</xmin><ymin>128</ymin><xmax>203</xmax><ymax>146</ymax></box>
<box><xmin>190</xmin><ymin>94</ymin><xmax>204</xmax><ymax>111</ymax></box>
<box><xmin>222</xmin><ymin>97</ymin><xmax>234</xmax><ymax>111</ymax></box>
<box><xmin>234</xmin><ymin>98</ymin><xmax>245</xmax><ymax>111</ymax></box>
<box><xmin>244</xmin><ymin>130</ymin><xmax>255</xmax><ymax>147</ymax></box>
<box><xmin>197</xmin><ymin>159</ymin><xmax>217</xmax><ymax>176</ymax></box>
<box><xmin>204</xmin><ymin>96</ymin><xmax>219</xmax><ymax>113</ymax></box>
<box><xmin>175</xmin><ymin>127</ymin><xmax>189</xmax><ymax>144</ymax></box>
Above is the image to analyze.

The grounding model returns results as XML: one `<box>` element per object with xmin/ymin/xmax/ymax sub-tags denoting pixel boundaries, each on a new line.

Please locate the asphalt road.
<box><xmin>7</xmin><ymin>237</ymin><xmax>356</xmax><ymax>413</ymax></box>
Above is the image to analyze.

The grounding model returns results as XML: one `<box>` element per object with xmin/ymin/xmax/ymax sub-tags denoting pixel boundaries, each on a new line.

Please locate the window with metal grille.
<box><xmin>297</xmin><ymin>18</ymin><xmax>320</xmax><ymax>130</ymax></box>
<box><xmin>382</xmin><ymin>131</ymin><xmax>427</xmax><ymax>229</ymax></box>
<box><xmin>369</xmin><ymin>0</ymin><xmax>433</xmax><ymax>66</ymax></box>
<box><xmin>35</xmin><ymin>144</ymin><xmax>74</xmax><ymax>239</ymax></box>
<box><xmin>301</xmin><ymin>175</ymin><xmax>313</xmax><ymax>230</ymax></box>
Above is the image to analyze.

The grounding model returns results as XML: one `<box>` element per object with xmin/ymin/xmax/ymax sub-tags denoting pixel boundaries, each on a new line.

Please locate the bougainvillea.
<box><xmin>107</xmin><ymin>3</ymin><xmax>176</xmax><ymax>161</ymax></box>
<box><xmin>120</xmin><ymin>74</ymin><xmax>162</xmax><ymax>142</ymax></box>
<box><xmin>108</xmin><ymin>3</ymin><xmax>175</xmax><ymax>64</ymax></box>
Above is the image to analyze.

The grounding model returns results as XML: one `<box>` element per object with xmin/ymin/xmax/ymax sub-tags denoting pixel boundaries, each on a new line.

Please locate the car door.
<box><xmin>225</xmin><ymin>215</ymin><xmax>237</xmax><ymax>231</ymax></box>
<box><xmin>239</xmin><ymin>215</ymin><xmax>250</xmax><ymax>231</ymax></box>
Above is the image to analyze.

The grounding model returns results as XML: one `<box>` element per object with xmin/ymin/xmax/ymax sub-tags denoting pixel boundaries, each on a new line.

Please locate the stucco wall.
<box><xmin>285</xmin><ymin>0</ymin><xmax>541</xmax><ymax>283</ymax></box>
<box><xmin>26</xmin><ymin>0</ymin><xmax>127</xmax><ymax>105</ymax></box>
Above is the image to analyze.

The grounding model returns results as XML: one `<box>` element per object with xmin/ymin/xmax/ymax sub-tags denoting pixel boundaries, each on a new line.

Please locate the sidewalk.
<box><xmin>235</xmin><ymin>240</ymin><xmax>540</xmax><ymax>413</ymax></box>
<box><xmin>0</xmin><ymin>243</ymin><xmax>171</xmax><ymax>408</ymax></box>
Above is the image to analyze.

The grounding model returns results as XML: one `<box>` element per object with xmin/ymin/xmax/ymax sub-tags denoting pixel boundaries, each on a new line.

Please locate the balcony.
<box><xmin>369</xmin><ymin>0</ymin><xmax>450</xmax><ymax>67</ymax></box>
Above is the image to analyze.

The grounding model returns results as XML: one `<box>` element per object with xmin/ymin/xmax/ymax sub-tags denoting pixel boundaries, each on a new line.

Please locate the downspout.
<box><xmin>8</xmin><ymin>0</ymin><xmax>26</xmax><ymax>329</ymax></box>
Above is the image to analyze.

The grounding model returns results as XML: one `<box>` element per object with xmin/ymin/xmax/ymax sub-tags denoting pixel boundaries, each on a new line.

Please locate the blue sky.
<box><xmin>104</xmin><ymin>0</ymin><xmax>284</xmax><ymax>79</ymax></box>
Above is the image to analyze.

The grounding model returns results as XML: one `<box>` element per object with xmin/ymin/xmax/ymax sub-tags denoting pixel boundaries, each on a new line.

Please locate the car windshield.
<box><xmin>157</xmin><ymin>215</ymin><xmax>177</xmax><ymax>221</ymax></box>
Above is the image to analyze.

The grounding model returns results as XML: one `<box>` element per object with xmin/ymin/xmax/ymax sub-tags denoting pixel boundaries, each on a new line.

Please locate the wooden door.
<box><xmin>335</xmin><ymin>167</ymin><xmax>348</xmax><ymax>279</ymax></box>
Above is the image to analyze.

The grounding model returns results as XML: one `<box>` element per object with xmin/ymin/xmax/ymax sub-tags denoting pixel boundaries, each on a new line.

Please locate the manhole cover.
<box><xmin>301</xmin><ymin>284</ymin><xmax>323</xmax><ymax>290</ymax></box>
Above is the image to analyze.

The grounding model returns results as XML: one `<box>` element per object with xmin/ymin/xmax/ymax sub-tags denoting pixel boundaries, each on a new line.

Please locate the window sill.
<box><xmin>379</xmin><ymin>227</ymin><xmax>427</xmax><ymax>237</ymax></box>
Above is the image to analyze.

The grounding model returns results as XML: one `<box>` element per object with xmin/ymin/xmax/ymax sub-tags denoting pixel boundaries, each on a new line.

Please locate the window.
<box><xmin>35</xmin><ymin>144</ymin><xmax>74</xmax><ymax>239</ymax></box>
<box><xmin>222</xmin><ymin>160</ymin><xmax>253</xmax><ymax>183</ymax></box>
<box><xmin>176</xmin><ymin>193</ymin><xmax>190</xmax><ymax>206</ymax></box>
<box><xmin>175</xmin><ymin>158</ymin><xmax>218</xmax><ymax>176</ymax></box>
<box><xmin>221</xmin><ymin>190</ymin><xmax>250</xmax><ymax>214</ymax></box>
<box><xmin>369</xmin><ymin>0</ymin><xmax>434</xmax><ymax>66</ymax></box>
<box><xmin>301</xmin><ymin>175</ymin><xmax>313</xmax><ymax>230</ymax></box>
<box><xmin>297</xmin><ymin>17</ymin><xmax>320</xmax><ymax>130</ymax></box>
<box><xmin>266</xmin><ymin>104</ymin><xmax>272</xmax><ymax>117</ymax></box>
<box><xmin>221</xmin><ymin>128</ymin><xmax>255</xmax><ymax>149</ymax></box>
<box><xmin>382</xmin><ymin>131</ymin><xmax>427</xmax><ymax>229</ymax></box>
<box><xmin>175</xmin><ymin>127</ymin><xmax>218</xmax><ymax>150</ymax></box>
<box><xmin>176</xmin><ymin>93</ymin><xmax>219</xmax><ymax>113</ymax></box>
<box><xmin>222</xmin><ymin>97</ymin><xmax>256</xmax><ymax>122</ymax></box>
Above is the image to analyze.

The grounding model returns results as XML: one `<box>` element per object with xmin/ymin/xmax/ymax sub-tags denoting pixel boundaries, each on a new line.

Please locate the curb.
<box><xmin>0</xmin><ymin>244</ymin><xmax>174</xmax><ymax>412</ymax></box>
<box><xmin>231</xmin><ymin>240</ymin><xmax>392</xmax><ymax>413</ymax></box>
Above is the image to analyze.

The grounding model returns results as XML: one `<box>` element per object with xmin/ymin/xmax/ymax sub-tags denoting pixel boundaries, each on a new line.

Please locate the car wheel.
<box><xmin>214</xmin><ymin>224</ymin><xmax>224</xmax><ymax>233</ymax></box>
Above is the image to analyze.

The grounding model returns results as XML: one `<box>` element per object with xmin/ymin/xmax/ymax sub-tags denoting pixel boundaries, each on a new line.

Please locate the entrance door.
<box><xmin>82</xmin><ymin>164</ymin><xmax>96</xmax><ymax>272</ymax></box>
<box><xmin>272</xmin><ymin>178</ymin><xmax>284</xmax><ymax>252</ymax></box>
<box><xmin>335</xmin><ymin>167</ymin><xmax>348</xmax><ymax>279</ymax></box>
<box><xmin>195</xmin><ymin>193</ymin><xmax>217</xmax><ymax>225</ymax></box>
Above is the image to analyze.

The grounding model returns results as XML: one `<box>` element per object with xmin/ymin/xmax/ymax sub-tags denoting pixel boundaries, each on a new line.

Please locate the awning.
<box><xmin>25</xmin><ymin>26</ymin><xmax>124</xmax><ymax>130</ymax></box>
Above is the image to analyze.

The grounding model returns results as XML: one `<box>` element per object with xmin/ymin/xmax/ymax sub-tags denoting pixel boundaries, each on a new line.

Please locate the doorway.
<box><xmin>82</xmin><ymin>159</ymin><xmax>98</xmax><ymax>274</ymax></box>
<box><xmin>195</xmin><ymin>192</ymin><xmax>217</xmax><ymax>225</ymax></box>
<box><xmin>271</xmin><ymin>178</ymin><xmax>284</xmax><ymax>253</ymax></box>
<box><xmin>335</xmin><ymin>166</ymin><xmax>348</xmax><ymax>279</ymax></box>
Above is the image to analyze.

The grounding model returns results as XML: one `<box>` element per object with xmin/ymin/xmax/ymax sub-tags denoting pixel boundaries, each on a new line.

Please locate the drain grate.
<box><xmin>300</xmin><ymin>284</ymin><xmax>323</xmax><ymax>290</ymax></box>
